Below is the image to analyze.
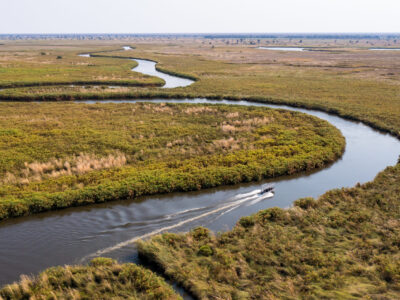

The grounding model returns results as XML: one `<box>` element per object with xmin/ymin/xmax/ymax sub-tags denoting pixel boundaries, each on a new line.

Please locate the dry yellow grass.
<box><xmin>2</xmin><ymin>152</ymin><xmax>127</xmax><ymax>185</ymax></box>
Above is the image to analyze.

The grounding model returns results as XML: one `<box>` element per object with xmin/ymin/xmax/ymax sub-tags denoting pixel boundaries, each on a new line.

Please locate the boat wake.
<box><xmin>165</xmin><ymin>206</ymin><xmax>207</xmax><ymax>219</ymax></box>
<box><xmin>81</xmin><ymin>188</ymin><xmax>274</xmax><ymax>262</ymax></box>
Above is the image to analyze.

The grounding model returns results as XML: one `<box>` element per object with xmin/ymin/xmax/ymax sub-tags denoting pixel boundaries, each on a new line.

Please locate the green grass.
<box><xmin>0</xmin><ymin>49</ymin><xmax>163</xmax><ymax>88</ymax></box>
<box><xmin>0</xmin><ymin>102</ymin><xmax>344</xmax><ymax>220</ymax></box>
<box><xmin>1</xmin><ymin>40</ymin><xmax>400</xmax><ymax>299</ymax></box>
<box><xmin>138</xmin><ymin>163</ymin><xmax>400</xmax><ymax>299</ymax></box>
<box><xmin>2</xmin><ymin>43</ymin><xmax>399</xmax><ymax>138</ymax></box>
<box><xmin>0</xmin><ymin>258</ymin><xmax>181</xmax><ymax>300</ymax></box>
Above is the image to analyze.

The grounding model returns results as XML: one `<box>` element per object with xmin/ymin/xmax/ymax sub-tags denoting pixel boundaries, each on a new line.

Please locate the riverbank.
<box><xmin>0</xmin><ymin>99</ymin><xmax>398</xmax><ymax>293</ymax></box>
<box><xmin>0</xmin><ymin>257</ymin><xmax>181</xmax><ymax>300</ymax></box>
<box><xmin>138</xmin><ymin>162</ymin><xmax>400</xmax><ymax>298</ymax></box>
<box><xmin>0</xmin><ymin>49</ymin><xmax>165</xmax><ymax>89</ymax></box>
<box><xmin>0</xmin><ymin>102</ymin><xmax>344</xmax><ymax>221</ymax></box>
<box><xmin>1</xmin><ymin>40</ymin><xmax>400</xmax><ymax>298</ymax></box>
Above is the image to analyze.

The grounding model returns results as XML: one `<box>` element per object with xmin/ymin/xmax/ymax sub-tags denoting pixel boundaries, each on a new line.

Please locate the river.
<box><xmin>0</xmin><ymin>53</ymin><xmax>399</xmax><ymax>300</ymax></box>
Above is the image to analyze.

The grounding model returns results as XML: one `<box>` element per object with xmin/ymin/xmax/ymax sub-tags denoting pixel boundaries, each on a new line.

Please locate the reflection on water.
<box><xmin>1</xmin><ymin>98</ymin><xmax>399</xmax><ymax>287</ymax></box>
<box><xmin>258</xmin><ymin>47</ymin><xmax>305</xmax><ymax>51</ymax></box>
<box><xmin>76</xmin><ymin>50</ymin><xmax>194</xmax><ymax>89</ymax></box>
<box><xmin>1</xmin><ymin>46</ymin><xmax>396</xmax><ymax>298</ymax></box>
<box><xmin>369</xmin><ymin>48</ymin><xmax>400</xmax><ymax>51</ymax></box>
<box><xmin>132</xmin><ymin>59</ymin><xmax>194</xmax><ymax>88</ymax></box>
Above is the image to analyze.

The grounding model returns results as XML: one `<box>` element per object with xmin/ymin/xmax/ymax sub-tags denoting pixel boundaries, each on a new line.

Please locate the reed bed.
<box><xmin>0</xmin><ymin>258</ymin><xmax>180</xmax><ymax>300</ymax></box>
<box><xmin>0</xmin><ymin>102</ymin><xmax>344</xmax><ymax>220</ymax></box>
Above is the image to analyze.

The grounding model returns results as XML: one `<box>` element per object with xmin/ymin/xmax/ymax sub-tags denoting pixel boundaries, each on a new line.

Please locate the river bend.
<box><xmin>0</xmin><ymin>56</ymin><xmax>399</xmax><ymax>294</ymax></box>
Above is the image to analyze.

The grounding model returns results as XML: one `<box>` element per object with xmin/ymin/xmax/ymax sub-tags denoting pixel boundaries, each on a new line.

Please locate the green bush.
<box><xmin>239</xmin><ymin>216</ymin><xmax>255</xmax><ymax>228</ymax></box>
<box><xmin>258</xmin><ymin>207</ymin><xmax>285</xmax><ymax>222</ymax></box>
<box><xmin>294</xmin><ymin>197</ymin><xmax>317</xmax><ymax>209</ymax></box>
<box><xmin>191</xmin><ymin>227</ymin><xmax>210</xmax><ymax>241</ymax></box>
<box><xmin>0</xmin><ymin>258</ymin><xmax>181</xmax><ymax>299</ymax></box>
<box><xmin>198</xmin><ymin>245</ymin><xmax>213</xmax><ymax>257</ymax></box>
<box><xmin>90</xmin><ymin>257</ymin><xmax>115</xmax><ymax>267</ymax></box>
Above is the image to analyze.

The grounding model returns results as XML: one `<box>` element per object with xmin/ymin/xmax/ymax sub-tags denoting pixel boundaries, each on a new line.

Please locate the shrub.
<box><xmin>294</xmin><ymin>197</ymin><xmax>317</xmax><ymax>209</ymax></box>
<box><xmin>198</xmin><ymin>245</ymin><xmax>213</xmax><ymax>257</ymax></box>
<box><xmin>258</xmin><ymin>207</ymin><xmax>285</xmax><ymax>222</ymax></box>
<box><xmin>90</xmin><ymin>257</ymin><xmax>116</xmax><ymax>267</ymax></box>
<box><xmin>191</xmin><ymin>227</ymin><xmax>210</xmax><ymax>241</ymax></box>
<box><xmin>0</xmin><ymin>259</ymin><xmax>181</xmax><ymax>299</ymax></box>
<box><xmin>239</xmin><ymin>216</ymin><xmax>255</xmax><ymax>228</ymax></box>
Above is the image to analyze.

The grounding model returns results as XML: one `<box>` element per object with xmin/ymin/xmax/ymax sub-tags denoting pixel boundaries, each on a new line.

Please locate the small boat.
<box><xmin>260</xmin><ymin>185</ymin><xmax>275</xmax><ymax>195</ymax></box>
<box><xmin>258</xmin><ymin>185</ymin><xmax>275</xmax><ymax>200</ymax></box>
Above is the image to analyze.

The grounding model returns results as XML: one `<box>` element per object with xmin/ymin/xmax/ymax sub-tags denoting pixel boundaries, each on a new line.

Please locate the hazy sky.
<box><xmin>1</xmin><ymin>0</ymin><xmax>399</xmax><ymax>34</ymax></box>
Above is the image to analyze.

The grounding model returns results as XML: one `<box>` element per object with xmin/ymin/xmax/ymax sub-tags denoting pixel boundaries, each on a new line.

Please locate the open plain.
<box><xmin>0</xmin><ymin>35</ymin><xmax>399</xmax><ymax>299</ymax></box>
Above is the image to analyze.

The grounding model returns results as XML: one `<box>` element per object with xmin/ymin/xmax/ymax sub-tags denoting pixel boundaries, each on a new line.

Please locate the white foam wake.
<box><xmin>165</xmin><ymin>206</ymin><xmax>206</xmax><ymax>219</ymax></box>
<box><xmin>81</xmin><ymin>189</ymin><xmax>267</xmax><ymax>261</ymax></box>
<box><xmin>233</xmin><ymin>189</ymin><xmax>261</xmax><ymax>199</ymax></box>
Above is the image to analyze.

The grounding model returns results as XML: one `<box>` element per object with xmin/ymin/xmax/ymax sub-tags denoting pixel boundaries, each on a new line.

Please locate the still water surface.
<box><xmin>78</xmin><ymin>48</ymin><xmax>195</xmax><ymax>88</ymax></box>
<box><xmin>369</xmin><ymin>48</ymin><xmax>400</xmax><ymax>51</ymax></box>
<box><xmin>132</xmin><ymin>59</ymin><xmax>194</xmax><ymax>88</ymax></box>
<box><xmin>258</xmin><ymin>47</ymin><xmax>305</xmax><ymax>51</ymax></box>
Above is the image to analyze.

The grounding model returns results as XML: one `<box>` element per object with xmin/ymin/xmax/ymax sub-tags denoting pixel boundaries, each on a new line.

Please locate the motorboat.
<box><xmin>260</xmin><ymin>185</ymin><xmax>275</xmax><ymax>195</ymax></box>
<box><xmin>258</xmin><ymin>185</ymin><xmax>275</xmax><ymax>199</ymax></box>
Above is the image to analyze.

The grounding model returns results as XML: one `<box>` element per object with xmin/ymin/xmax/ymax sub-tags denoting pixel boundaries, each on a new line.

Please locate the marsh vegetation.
<box><xmin>0</xmin><ymin>102</ymin><xmax>344</xmax><ymax>220</ymax></box>
<box><xmin>0</xmin><ymin>47</ymin><xmax>163</xmax><ymax>88</ymax></box>
<box><xmin>1</xmin><ymin>38</ymin><xmax>400</xmax><ymax>299</ymax></box>
<box><xmin>0</xmin><ymin>258</ymin><xmax>180</xmax><ymax>300</ymax></box>
<box><xmin>138</xmin><ymin>163</ymin><xmax>400</xmax><ymax>299</ymax></box>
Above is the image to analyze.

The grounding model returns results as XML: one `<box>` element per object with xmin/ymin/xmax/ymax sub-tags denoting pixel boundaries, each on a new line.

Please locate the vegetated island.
<box><xmin>0</xmin><ymin>102</ymin><xmax>344</xmax><ymax>220</ymax></box>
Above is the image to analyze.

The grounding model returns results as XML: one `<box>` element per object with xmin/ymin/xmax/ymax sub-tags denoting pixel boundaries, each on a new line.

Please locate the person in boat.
<box><xmin>260</xmin><ymin>186</ymin><xmax>275</xmax><ymax>195</ymax></box>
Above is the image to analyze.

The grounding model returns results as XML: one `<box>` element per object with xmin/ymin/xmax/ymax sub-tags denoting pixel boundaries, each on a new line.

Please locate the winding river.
<box><xmin>1</xmin><ymin>54</ymin><xmax>400</xmax><ymax>299</ymax></box>
<box><xmin>79</xmin><ymin>49</ymin><xmax>194</xmax><ymax>88</ymax></box>
<box><xmin>132</xmin><ymin>59</ymin><xmax>194</xmax><ymax>88</ymax></box>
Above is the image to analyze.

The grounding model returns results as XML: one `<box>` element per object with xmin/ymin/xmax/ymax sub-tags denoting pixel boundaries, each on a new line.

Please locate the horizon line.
<box><xmin>1</xmin><ymin>32</ymin><xmax>400</xmax><ymax>35</ymax></box>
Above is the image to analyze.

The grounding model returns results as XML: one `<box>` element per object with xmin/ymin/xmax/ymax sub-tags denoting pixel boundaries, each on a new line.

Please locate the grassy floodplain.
<box><xmin>1</xmin><ymin>37</ymin><xmax>400</xmax><ymax>298</ymax></box>
<box><xmin>1</xmin><ymin>40</ymin><xmax>400</xmax><ymax>137</ymax></box>
<box><xmin>138</xmin><ymin>164</ymin><xmax>400</xmax><ymax>299</ymax></box>
<box><xmin>0</xmin><ymin>258</ymin><xmax>180</xmax><ymax>300</ymax></box>
<box><xmin>0</xmin><ymin>102</ymin><xmax>344</xmax><ymax>220</ymax></box>
<box><xmin>0</xmin><ymin>43</ymin><xmax>163</xmax><ymax>88</ymax></box>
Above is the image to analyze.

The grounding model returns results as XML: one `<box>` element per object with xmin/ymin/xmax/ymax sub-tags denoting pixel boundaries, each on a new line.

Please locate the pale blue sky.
<box><xmin>1</xmin><ymin>0</ymin><xmax>399</xmax><ymax>34</ymax></box>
